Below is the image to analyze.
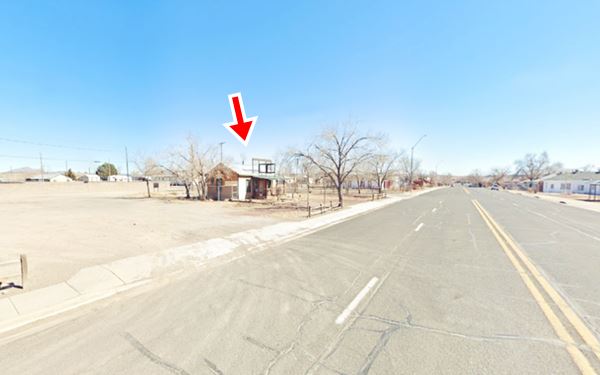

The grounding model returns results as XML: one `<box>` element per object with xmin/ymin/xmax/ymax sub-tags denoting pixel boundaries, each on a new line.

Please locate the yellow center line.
<box><xmin>472</xmin><ymin>199</ymin><xmax>597</xmax><ymax>375</ymax></box>
<box><xmin>463</xmin><ymin>186</ymin><xmax>471</xmax><ymax>195</ymax></box>
<box><xmin>475</xmin><ymin>200</ymin><xmax>600</xmax><ymax>360</ymax></box>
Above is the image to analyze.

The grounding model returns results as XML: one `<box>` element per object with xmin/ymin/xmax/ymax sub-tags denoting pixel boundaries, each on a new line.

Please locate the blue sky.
<box><xmin>1</xmin><ymin>1</ymin><xmax>599</xmax><ymax>175</ymax></box>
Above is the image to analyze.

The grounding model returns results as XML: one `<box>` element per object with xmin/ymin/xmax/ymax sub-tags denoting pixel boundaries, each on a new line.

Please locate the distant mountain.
<box><xmin>0</xmin><ymin>166</ymin><xmax>39</xmax><ymax>174</ymax></box>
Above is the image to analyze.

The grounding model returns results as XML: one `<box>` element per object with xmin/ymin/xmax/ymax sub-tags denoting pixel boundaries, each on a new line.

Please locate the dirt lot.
<box><xmin>0</xmin><ymin>182</ymin><xmax>287</xmax><ymax>291</ymax></box>
<box><xmin>0</xmin><ymin>181</ymin><xmax>397</xmax><ymax>293</ymax></box>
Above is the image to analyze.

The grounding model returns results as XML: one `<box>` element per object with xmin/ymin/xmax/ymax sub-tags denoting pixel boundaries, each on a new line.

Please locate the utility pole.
<box><xmin>409</xmin><ymin>134</ymin><xmax>427</xmax><ymax>191</ymax></box>
<box><xmin>39</xmin><ymin>153</ymin><xmax>44</xmax><ymax>183</ymax></box>
<box><xmin>219</xmin><ymin>142</ymin><xmax>225</xmax><ymax>163</ymax></box>
<box><xmin>125</xmin><ymin>146</ymin><xmax>130</xmax><ymax>182</ymax></box>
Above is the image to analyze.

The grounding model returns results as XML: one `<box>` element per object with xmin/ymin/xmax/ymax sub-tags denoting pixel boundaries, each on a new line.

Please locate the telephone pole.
<box><xmin>39</xmin><ymin>153</ymin><xmax>44</xmax><ymax>183</ymax></box>
<box><xmin>125</xmin><ymin>146</ymin><xmax>130</xmax><ymax>182</ymax></box>
<box><xmin>409</xmin><ymin>134</ymin><xmax>427</xmax><ymax>190</ymax></box>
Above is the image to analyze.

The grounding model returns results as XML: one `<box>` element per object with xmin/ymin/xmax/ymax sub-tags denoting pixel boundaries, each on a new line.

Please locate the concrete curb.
<box><xmin>0</xmin><ymin>188</ymin><xmax>442</xmax><ymax>334</ymax></box>
<box><xmin>505</xmin><ymin>189</ymin><xmax>600</xmax><ymax>214</ymax></box>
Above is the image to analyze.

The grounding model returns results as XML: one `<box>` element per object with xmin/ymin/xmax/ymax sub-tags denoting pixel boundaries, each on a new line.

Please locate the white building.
<box><xmin>78</xmin><ymin>174</ymin><xmax>101</xmax><ymax>183</ymax></box>
<box><xmin>542</xmin><ymin>171</ymin><xmax>600</xmax><ymax>195</ymax></box>
<box><xmin>107</xmin><ymin>175</ymin><xmax>132</xmax><ymax>182</ymax></box>
<box><xmin>26</xmin><ymin>173</ymin><xmax>73</xmax><ymax>183</ymax></box>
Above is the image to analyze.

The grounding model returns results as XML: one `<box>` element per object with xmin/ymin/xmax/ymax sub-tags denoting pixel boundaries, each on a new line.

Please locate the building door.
<box><xmin>238</xmin><ymin>178</ymin><xmax>249</xmax><ymax>200</ymax></box>
<box><xmin>217</xmin><ymin>178</ymin><xmax>222</xmax><ymax>201</ymax></box>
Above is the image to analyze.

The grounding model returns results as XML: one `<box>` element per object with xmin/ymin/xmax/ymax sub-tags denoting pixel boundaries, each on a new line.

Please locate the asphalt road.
<box><xmin>1</xmin><ymin>187</ymin><xmax>599</xmax><ymax>374</ymax></box>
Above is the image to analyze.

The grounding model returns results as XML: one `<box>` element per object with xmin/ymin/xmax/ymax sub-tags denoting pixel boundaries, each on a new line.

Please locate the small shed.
<box><xmin>207</xmin><ymin>162</ymin><xmax>277</xmax><ymax>201</ymax></box>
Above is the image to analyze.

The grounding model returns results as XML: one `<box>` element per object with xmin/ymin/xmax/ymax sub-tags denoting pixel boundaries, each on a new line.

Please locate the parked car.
<box><xmin>491</xmin><ymin>184</ymin><xmax>499</xmax><ymax>191</ymax></box>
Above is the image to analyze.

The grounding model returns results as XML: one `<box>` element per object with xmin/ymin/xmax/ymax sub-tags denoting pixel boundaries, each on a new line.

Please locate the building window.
<box><xmin>550</xmin><ymin>184</ymin><xmax>554</xmax><ymax>189</ymax></box>
<box><xmin>578</xmin><ymin>185</ymin><xmax>585</xmax><ymax>191</ymax></box>
<box><xmin>560</xmin><ymin>183</ymin><xmax>565</xmax><ymax>190</ymax></box>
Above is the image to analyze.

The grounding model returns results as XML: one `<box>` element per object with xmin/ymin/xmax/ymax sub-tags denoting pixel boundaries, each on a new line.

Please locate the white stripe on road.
<box><xmin>432</xmin><ymin>208</ymin><xmax>437</xmax><ymax>213</ymax></box>
<box><xmin>335</xmin><ymin>277</ymin><xmax>379</xmax><ymax>325</ymax></box>
<box><xmin>415</xmin><ymin>223</ymin><xmax>424</xmax><ymax>232</ymax></box>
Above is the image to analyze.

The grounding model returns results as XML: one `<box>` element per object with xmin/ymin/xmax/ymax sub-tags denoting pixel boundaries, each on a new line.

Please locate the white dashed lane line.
<box><xmin>335</xmin><ymin>277</ymin><xmax>379</xmax><ymax>325</ymax></box>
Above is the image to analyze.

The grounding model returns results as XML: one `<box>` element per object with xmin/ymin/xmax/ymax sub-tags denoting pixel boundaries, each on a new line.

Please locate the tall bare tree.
<box><xmin>369</xmin><ymin>141</ymin><xmax>401</xmax><ymax>194</ymax></box>
<box><xmin>468</xmin><ymin>169</ymin><xmax>485</xmax><ymax>187</ymax></box>
<box><xmin>351</xmin><ymin>160</ymin><xmax>369</xmax><ymax>195</ymax></box>
<box><xmin>514</xmin><ymin>152</ymin><xmax>551</xmax><ymax>189</ymax></box>
<box><xmin>399</xmin><ymin>155</ymin><xmax>421</xmax><ymax>190</ymax></box>
<box><xmin>297</xmin><ymin>125</ymin><xmax>373</xmax><ymax>207</ymax></box>
<box><xmin>273</xmin><ymin>149</ymin><xmax>297</xmax><ymax>198</ymax></box>
<box><xmin>162</xmin><ymin>136</ymin><xmax>217</xmax><ymax>200</ymax></box>
<box><xmin>490</xmin><ymin>167</ymin><xmax>511</xmax><ymax>185</ymax></box>
<box><xmin>135</xmin><ymin>157</ymin><xmax>161</xmax><ymax>198</ymax></box>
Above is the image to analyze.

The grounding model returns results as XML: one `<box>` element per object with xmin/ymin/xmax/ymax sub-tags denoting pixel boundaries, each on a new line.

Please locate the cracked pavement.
<box><xmin>1</xmin><ymin>187</ymin><xmax>599</xmax><ymax>374</ymax></box>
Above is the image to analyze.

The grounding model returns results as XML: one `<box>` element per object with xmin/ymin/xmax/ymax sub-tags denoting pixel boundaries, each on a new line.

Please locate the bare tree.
<box><xmin>162</xmin><ymin>136</ymin><xmax>217</xmax><ymax>200</ymax></box>
<box><xmin>490</xmin><ymin>167</ymin><xmax>511</xmax><ymax>185</ymax></box>
<box><xmin>369</xmin><ymin>141</ymin><xmax>401</xmax><ymax>193</ymax></box>
<box><xmin>580</xmin><ymin>164</ymin><xmax>597</xmax><ymax>172</ymax></box>
<box><xmin>135</xmin><ymin>157</ymin><xmax>161</xmax><ymax>198</ymax></box>
<box><xmin>273</xmin><ymin>149</ymin><xmax>297</xmax><ymax>198</ymax></box>
<box><xmin>351</xmin><ymin>160</ymin><xmax>369</xmax><ymax>195</ymax></box>
<box><xmin>468</xmin><ymin>169</ymin><xmax>485</xmax><ymax>187</ymax></box>
<box><xmin>190</xmin><ymin>138</ymin><xmax>218</xmax><ymax>200</ymax></box>
<box><xmin>162</xmin><ymin>152</ymin><xmax>194</xmax><ymax>199</ymax></box>
<box><xmin>399</xmin><ymin>155</ymin><xmax>421</xmax><ymax>190</ymax></box>
<box><xmin>297</xmin><ymin>125</ymin><xmax>373</xmax><ymax>207</ymax></box>
<box><xmin>514</xmin><ymin>152</ymin><xmax>551</xmax><ymax>189</ymax></box>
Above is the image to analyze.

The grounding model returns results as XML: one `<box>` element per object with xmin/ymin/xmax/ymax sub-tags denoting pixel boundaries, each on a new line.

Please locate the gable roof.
<box><xmin>210</xmin><ymin>163</ymin><xmax>278</xmax><ymax>180</ymax></box>
<box><xmin>542</xmin><ymin>171</ymin><xmax>600</xmax><ymax>182</ymax></box>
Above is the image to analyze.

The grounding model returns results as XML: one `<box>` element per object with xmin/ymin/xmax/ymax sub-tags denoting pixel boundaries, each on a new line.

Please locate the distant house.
<box><xmin>107</xmin><ymin>175</ymin><xmax>132</xmax><ymax>182</ymax></box>
<box><xmin>78</xmin><ymin>174</ymin><xmax>101</xmax><ymax>183</ymax></box>
<box><xmin>542</xmin><ymin>171</ymin><xmax>600</xmax><ymax>195</ymax></box>
<box><xmin>207</xmin><ymin>161</ymin><xmax>277</xmax><ymax>201</ymax></box>
<box><xmin>26</xmin><ymin>173</ymin><xmax>72</xmax><ymax>183</ymax></box>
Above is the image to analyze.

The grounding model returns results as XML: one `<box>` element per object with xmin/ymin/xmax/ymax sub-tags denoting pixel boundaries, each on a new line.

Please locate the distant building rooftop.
<box><xmin>542</xmin><ymin>171</ymin><xmax>600</xmax><ymax>182</ymax></box>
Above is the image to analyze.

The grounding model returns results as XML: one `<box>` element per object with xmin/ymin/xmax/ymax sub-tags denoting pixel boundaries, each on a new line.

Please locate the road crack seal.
<box><xmin>357</xmin><ymin>325</ymin><xmax>400</xmax><ymax>375</ymax></box>
<box><xmin>204</xmin><ymin>358</ymin><xmax>224</xmax><ymax>375</ymax></box>
<box><xmin>122</xmin><ymin>332</ymin><xmax>191</xmax><ymax>375</ymax></box>
<box><xmin>244</xmin><ymin>335</ymin><xmax>279</xmax><ymax>353</ymax></box>
<box><xmin>237</xmin><ymin>278</ymin><xmax>314</xmax><ymax>303</ymax></box>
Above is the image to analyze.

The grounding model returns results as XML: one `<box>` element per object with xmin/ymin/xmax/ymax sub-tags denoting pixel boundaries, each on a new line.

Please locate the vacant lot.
<box><xmin>0</xmin><ymin>182</ymin><xmax>286</xmax><ymax>291</ymax></box>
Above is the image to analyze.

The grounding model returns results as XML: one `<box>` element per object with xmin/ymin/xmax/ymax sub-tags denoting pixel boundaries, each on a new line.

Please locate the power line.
<box><xmin>0</xmin><ymin>154</ymin><xmax>101</xmax><ymax>163</ymax></box>
<box><xmin>0</xmin><ymin>137</ymin><xmax>112</xmax><ymax>152</ymax></box>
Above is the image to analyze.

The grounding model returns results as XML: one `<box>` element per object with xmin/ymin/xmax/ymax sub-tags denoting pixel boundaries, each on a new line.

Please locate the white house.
<box><xmin>26</xmin><ymin>173</ymin><xmax>73</xmax><ymax>183</ymax></box>
<box><xmin>107</xmin><ymin>175</ymin><xmax>132</xmax><ymax>182</ymax></box>
<box><xmin>78</xmin><ymin>174</ymin><xmax>101</xmax><ymax>183</ymax></box>
<box><xmin>542</xmin><ymin>171</ymin><xmax>600</xmax><ymax>195</ymax></box>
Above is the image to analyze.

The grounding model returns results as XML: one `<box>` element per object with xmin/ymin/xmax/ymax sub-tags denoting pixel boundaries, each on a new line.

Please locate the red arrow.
<box><xmin>223</xmin><ymin>92</ymin><xmax>258</xmax><ymax>146</ymax></box>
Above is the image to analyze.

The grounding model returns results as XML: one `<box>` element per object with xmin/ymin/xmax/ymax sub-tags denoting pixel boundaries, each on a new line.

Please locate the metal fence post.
<box><xmin>20</xmin><ymin>254</ymin><xmax>28</xmax><ymax>288</ymax></box>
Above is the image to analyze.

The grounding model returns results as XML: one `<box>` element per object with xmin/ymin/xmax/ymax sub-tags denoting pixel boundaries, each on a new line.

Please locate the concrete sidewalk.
<box><xmin>0</xmin><ymin>188</ymin><xmax>442</xmax><ymax>334</ymax></box>
<box><xmin>507</xmin><ymin>189</ymin><xmax>600</xmax><ymax>214</ymax></box>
